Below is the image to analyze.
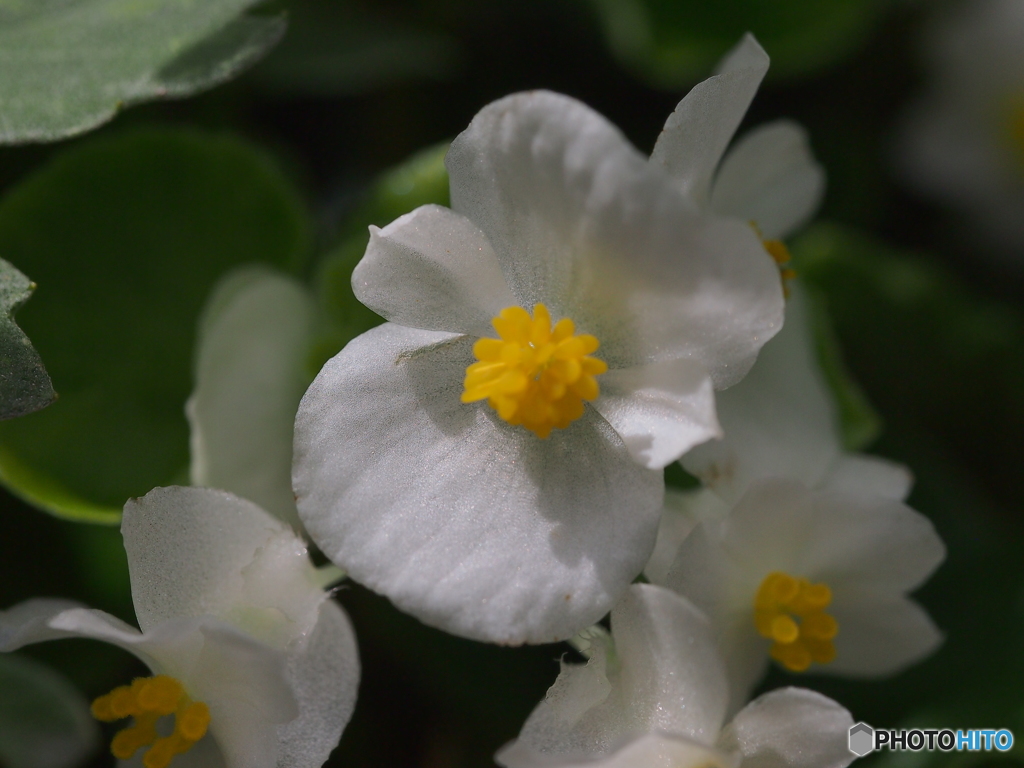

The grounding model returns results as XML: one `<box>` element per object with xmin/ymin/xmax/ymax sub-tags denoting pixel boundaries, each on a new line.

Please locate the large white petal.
<box><xmin>499</xmin><ymin>732</ymin><xmax>737</xmax><ymax>768</ymax></box>
<box><xmin>593</xmin><ymin>358</ymin><xmax>720</xmax><ymax>470</ymax></box>
<box><xmin>276</xmin><ymin>601</ymin><xmax>360</xmax><ymax>768</ymax></box>
<box><xmin>446</xmin><ymin>90</ymin><xmax>784</xmax><ymax>386</ymax></box>
<box><xmin>293</xmin><ymin>323</ymin><xmax>663</xmax><ymax>644</ymax></box>
<box><xmin>1</xmin><ymin>600</ymin><xmax>92</xmax><ymax>651</ymax></box>
<box><xmin>791</xmin><ymin>491</ymin><xmax>946</xmax><ymax>594</ymax></box>
<box><xmin>650</xmin><ymin>34</ymin><xmax>770</xmax><ymax>206</ymax></box>
<box><xmin>827</xmin><ymin>593</ymin><xmax>942</xmax><ymax>677</ymax></box>
<box><xmin>821</xmin><ymin>454</ymin><xmax>913</xmax><ymax>501</ymax></box>
<box><xmin>645</xmin><ymin>489</ymin><xmax>730</xmax><ymax>586</ymax></box>
<box><xmin>718</xmin><ymin>688</ymin><xmax>853</xmax><ymax>768</ymax></box>
<box><xmin>682</xmin><ymin>287</ymin><xmax>841</xmax><ymax>504</ymax></box>
<box><xmin>187</xmin><ymin>268</ymin><xmax>315</xmax><ymax>531</ymax></box>
<box><xmin>122</xmin><ymin>487</ymin><xmax>326</xmax><ymax>647</ymax></box>
<box><xmin>352</xmin><ymin>204</ymin><xmax>516</xmax><ymax>338</ymax></box>
<box><xmin>709</xmin><ymin>121</ymin><xmax>825</xmax><ymax>240</ymax></box>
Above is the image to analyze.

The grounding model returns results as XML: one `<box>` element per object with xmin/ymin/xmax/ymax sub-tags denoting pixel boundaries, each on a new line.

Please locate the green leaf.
<box><xmin>587</xmin><ymin>0</ymin><xmax>889</xmax><ymax>88</ymax></box>
<box><xmin>0</xmin><ymin>128</ymin><xmax>311</xmax><ymax>523</ymax></box>
<box><xmin>0</xmin><ymin>259</ymin><xmax>55</xmax><ymax>421</ymax></box>
<box><xmin>311</xmin><ymin>142</ymin><xmax>450</xmax><ymax>373</ymax></box>
<box><xmin>0</xmin><ymin>0</ymin><xmax>285</xmax><ymax>144</ymax></box>
<box><xmin>0</xmin><ymin>654</ymin><xmax>99</xmax><ymax>768</ymax></box>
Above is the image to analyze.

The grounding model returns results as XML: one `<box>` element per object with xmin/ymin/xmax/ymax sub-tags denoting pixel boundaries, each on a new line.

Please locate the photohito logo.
<box><xmin>848</xmin><ymin>723</ymin><xmax>1014</xmax><ymax>757</ymax></box>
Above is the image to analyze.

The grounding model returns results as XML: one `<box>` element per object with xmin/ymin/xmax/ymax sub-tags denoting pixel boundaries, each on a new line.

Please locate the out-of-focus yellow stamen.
<box><xmin>461</xmin><ymin>304</ymin><xmax>607</xmax><ymax>438</ymax></box>
<box><xmin>92</xmin><ymin>675</ymin><xmax>211</xmax><ymax>768</ymax></box>
<box><xmin>751</xmin><ymin>222</ymin><xmax>797</xmax><ymax>296</ymax></box>
<box><xmin>754</xmin><ymin>571</ymin><xmax>838</xmax><ymax>672</ymax></box>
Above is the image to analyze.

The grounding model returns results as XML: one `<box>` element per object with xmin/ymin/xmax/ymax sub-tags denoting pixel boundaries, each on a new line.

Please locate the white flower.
<box><xmin>497</xmin><ymin>583</ymin><xmax>854</xmax><ymax>768</ymax></box>
<box><xmin>0</xmin><ymin>487</ymin><xmax>359</xmax><ymax>768</ymax></box>
<box><xmin>187</xmin><ymin>267</ymin><xmax>317</xmax><ymax>532</ymax></box>
<box><xmin>896</xmin><ymin>0</ymin><xmax>1024</xmax><ymax>255</ymax></box>
<box><xmin>652</xmin><ymin>34</ymin><xmax>825</xmax><ymax>245</ymax></box>
<box><xmin>292</xmin><ymin>82</ymin><xmax>786</xmax><ymax>645</ymax></box>
<box><xmin>679</xmin><ymin>283</ymin><xmax>914</xmax><ymax>508</ymax></box>
<box><xmin>652</xmin><ymin>478</ymin><xmax>944</xmax><ymax>712</ymax></box>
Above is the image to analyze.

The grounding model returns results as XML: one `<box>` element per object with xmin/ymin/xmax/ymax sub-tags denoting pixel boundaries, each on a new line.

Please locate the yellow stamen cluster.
<box><xmin>754</xmin><ymin>571</ymin><xmax>838</xmax><ymax>672</ymax></box>
<box><xmin>92</xmin><ymin>675</ymin><xmax>211</xmax><ymax>768</ymax></box>
<box><xmin>461</xmin><ymin>304</ymin><xmax>607</xmax><ymax>439</ymax></box>
<box><xmin>750</xmin><ymin>222</ymin><xmax>796</xmax><ymax>295</ymax></box>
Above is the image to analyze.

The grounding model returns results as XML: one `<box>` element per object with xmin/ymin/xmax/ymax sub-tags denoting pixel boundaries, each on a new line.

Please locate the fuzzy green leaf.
<box><xmin>0</xmin><ymin>259</ymin><xmax>55</xmax><ymax>421</ymax></box>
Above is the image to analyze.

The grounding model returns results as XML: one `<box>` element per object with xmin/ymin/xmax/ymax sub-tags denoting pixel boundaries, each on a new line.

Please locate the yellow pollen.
<box><xmin>754</xmin><ymin>571</ymin><xmax>838</xmax><ymax>673</ymax></box>
<box><xmin>92</xmin><ymin>675</ymin><xmax>211</xmax><ymax>767</ymax></box>
<box><xmin>461</xmin><ymin>304</ymin><xmax>607</xmax><ymax>438</ymax></box>
<box><xmin>751</xmin><ymin>222</ymin><xmax>796</xmax><ymax>296</ymax></box>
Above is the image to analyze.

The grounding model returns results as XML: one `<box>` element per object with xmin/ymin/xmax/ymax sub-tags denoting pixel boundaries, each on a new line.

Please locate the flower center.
<box><xmin>461</xmin><ymin>303</ymin><xmax>607</xmax><ymax>439</ymax></box>
<box><xmin>754</xmin><ymin>571</ymin><xmax>838</xmax><ymax>672</ymax></box>
<box><xmin>92</xmin><ymin>675</ymin><xmax>211</xmax><ymax>768</ymax></box>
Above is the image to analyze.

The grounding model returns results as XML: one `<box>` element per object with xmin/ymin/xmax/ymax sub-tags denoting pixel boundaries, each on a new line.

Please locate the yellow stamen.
<box><xmin>92</xmin><ymin>675</ymin><xmax>210</xmax><ymax>767</ymax></box>
<box><xmin>750</xmin><ymin>222</ymin><xmax>796</xmax><ymax>296</ymax></box>
<box><xmin>462</xmin><ymin>304</ymin><xmax>607</xmax><ymax>438</ymax></box>
<box><xmin>754</xmin><ymin>571</ymin><xmax>839</xmax><ymax>672</ymax></box>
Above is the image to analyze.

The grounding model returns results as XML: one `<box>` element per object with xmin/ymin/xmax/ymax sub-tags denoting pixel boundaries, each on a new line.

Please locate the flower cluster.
<box><xmin>0</xmin><ymin>31</ymin><xmax>946</xmax><ymax>768</ymax></box>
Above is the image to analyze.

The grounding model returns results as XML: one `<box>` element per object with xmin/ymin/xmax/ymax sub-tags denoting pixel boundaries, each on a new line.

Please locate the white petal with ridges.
<box><xmin>353</xmin><ymin>204</ymin><xmax>516</xmax><ymax>338</ymax></box>
<box><xmin>446</xmin><ymin>90</ymin><xmax>784</xmax><ymax>386</ymax></box>
<box><xmin>294</xmin><ymin>323</ymin><xmax>663</xmax><ymax>644</ymax></box>
<box><xmin>709</xmin><ymin>120</ymin><xmax>825</xmax><ymax>240</ymax></box>
<box><xmin>187</xmin><ymin>267</ymin><xmax>315</xmax><ymax>531</ymax></box>
<box><xmin>593</xmin><ymin>358</ymin><xmax>720</xmax><ymax>470</ymax></box>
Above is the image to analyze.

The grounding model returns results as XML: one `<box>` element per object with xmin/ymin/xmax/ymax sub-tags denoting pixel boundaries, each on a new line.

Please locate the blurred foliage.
<box><xmin>0</xmin><ymin>0</ymin><xmax>285</xmax><ymax>144</ymax></box>
<box><xmin>586</xmin><ymin>0</ymin><xmax>891</xmax><ymax>88</ymax></box>
<box><xmin>0</xmin><ymin>129</ymin><xmax>311</xmax><ymax>523</ymax></box>
<box><xmin>0</xmin><ymin>259</ymin><xmax>54</xmax><ymax>421</ymax></box>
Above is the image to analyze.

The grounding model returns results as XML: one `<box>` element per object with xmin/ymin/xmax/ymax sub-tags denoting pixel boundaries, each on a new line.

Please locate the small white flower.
<box><xmin>497</xmin><ymin>583</ymin><xmax>854</xmax><ymax>768</ymax></box>
<box><xmin>187</xmin><ymin>267</ymin><xmax>317</xmax><ymax>532</ymax></box>
<box><xmin>897</xmin><ymin>0</ymin><xmax>1024</xmax><ymax>254</ymax></box>
<box><xmin>292</xmin><ymin>81</ymin><xmax>786</xmax><ymax>645</ymax></box>
<box><xmin>0</xmin><ymin>487</ymin><xmax>359</xmax><ymax>768</ymax></box>
<box><xmin>652</xmin><ymin>478</ymin><xmax>944</xmax><ymax>711</ymax></box>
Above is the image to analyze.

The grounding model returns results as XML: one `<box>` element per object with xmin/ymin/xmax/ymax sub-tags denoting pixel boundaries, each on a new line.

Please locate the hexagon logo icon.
<box><xmin>849</xmin><ymin>723</ymin><xmax>875</xmax><ymax>757</ymax></box>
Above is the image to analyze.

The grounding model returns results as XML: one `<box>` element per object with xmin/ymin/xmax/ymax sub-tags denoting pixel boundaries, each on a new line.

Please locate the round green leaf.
<box><xmin>0</xmin><ymin>128</ymin><xmax>311</xmax><ymax>523</ymax></box>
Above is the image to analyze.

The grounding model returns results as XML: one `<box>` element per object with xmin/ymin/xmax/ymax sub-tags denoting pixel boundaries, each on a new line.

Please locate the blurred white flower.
<box><xmin>0</xmin><ymin>487</ymin><xmax>358</xmax><ymax>768</ymax></box>
<box><xmin>897</xmin><ymin>0</ymin><xmax>1024</xmax><ymax>255</ymax></box>
<box><xmin>187</xmin><ymin>267</ymin><xmax>317</xmax><ymax>533</ymax></box>
<box><xmin>652</xmin><ymin>478</ymin><xmax>944</xmax><ymax>711</ymax></box>
<box><xmin>292</xmin><ymin>81</ymin><xmax>785</xmax><ymax>645</ymax></box>
<box><xmin>498</xmin><ymin>583</ymin><xmax>854</xmax><ymax>768</ymax></box>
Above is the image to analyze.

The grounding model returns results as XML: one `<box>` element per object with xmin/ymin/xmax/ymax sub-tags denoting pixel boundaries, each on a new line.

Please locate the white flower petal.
<box><xmin>499</xmin><ymin>732</ymin><xmax>737</xmax><ymax>768</ymax></box>
<box><xmin>593</xmin><ymin>358</ymin><xmax>720</xmax><ymax>470</ymax></box>
<box><xmin>828</xmin><ymin>593</ymin><xmax>943</xmax><ymax>677</ymax></box>
<box><xmin>446</xmin><ymin>89</ymin><xmax>784</xmax><ymax>385</ymax></box>
<box><xmin>718</xmin><ymin>688</ymin><xmax>854</xmax><ymax>768</ymax></box>
<box><xmin>650</xmin><ymin>34</ymin><xmax>770</xmax><ymax>206</ymax></box>
<box><xmin>821</xmin><ymin>454</ymin><xmax>913</xmax><ymax>501</ymax></box>
<box><xmin>187</xmin><ymin>267</ymin><xmax>315</xmax><ymax>531</ymax></box>
<box><xmin>294</xmin><ymin>323</ymin><xmax>663</xmax><ymax>644</ymax></box>
<box><xmin>612</xmin><ymin>584</ymin><xmax>729</xmax><ymax>744</ymax></box>
<box><xmin>123</xmin><ymin>487</ymin><xmax>326</xmax><ymax>646</ymax></box>
<box><xmin>353</xmin><ymin>204</ymin><xmax>516</xmax><ymax>337</ymax></box>
<box><xmin>792</xmin><ymin>491</ymin><xmax>946</xmax><ymax>594</ymax></box>
<box><xmin>681</xmin><ymin>287</ymin><xmax>841</xmax><ymax>504</ymax></box>
<box><xmin>276</xmin><ymin>601</ymin><xmax>360</xmax><ymax>768</ymax></box>
<box><xmin>709</xmin><ymin>120</ymin><xmax>825</xmax><ymax>240</ymax></box>
<box><xmin>1</xmin><ymin>599</ymin><xmax>93</xmax><ymax>651</ymax></box>
<box><xmin>644</xmin><ymin>488</ymin><xmax>729</xmax><ymax>586</ymax></box>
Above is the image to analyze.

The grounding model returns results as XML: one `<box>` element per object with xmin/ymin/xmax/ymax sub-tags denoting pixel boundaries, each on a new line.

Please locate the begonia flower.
<box><xmin>0</xmin><ymin>487</ymin><xmax>358</xmax><ymax>768</ymax></box>
<box><xmin>896</xmin><ymin>0</ymin><xmax>1024</xmax><ymax>256</ymax></box>
<box><xmin>497</xmin><ymin>583</ymin><xmax>854</xmax><ymax>768</ymax></box>
<box><xmin>652</xmin><ymin>478</ymin><xmax>944</xmax><ymax>711</ymax></box>
<box><xmin>293</xmin><ymin>82</ymin><xmax>785</xmax><ymax>644</ymax></box>
<box><xmin>187</xmin><ymin>267</ymin><xmax>317</xmax><ymax>532</ymax></box>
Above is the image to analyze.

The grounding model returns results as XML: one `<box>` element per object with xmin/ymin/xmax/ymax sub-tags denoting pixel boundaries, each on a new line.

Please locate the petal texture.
<box><xmin>593</xmin><ymin>358</ymin><xmax>720</xmax><ymax>470</ymax></box>
<box><xmin>718</xmin><ymin>688</ymin><xmax>854</xmax><ymax>768</ymax></box>
<box><xmin>827</xmin><ymin>594</ymin><xmax>943</xmax><ymax>676</ymax></box>
<box><xmin>650</xmin><ymin>34</ymin><xmax>770</xmax><ymax>205</ymax></box>
<box><xmin>709</xmin><ymin>120</ymin><xmax>825</xmax><ymax>240</ymax></box>
<box><xmin>446</xmin><ymin>90</ymin><xmax>784</xmax><ymax>386</ymax></box>
<box><xmin>294</xmin><ymin>323</ymin><xmax>663</xmax><ymax>644</ymax></box>
<box><xmin>187</xmin><ymin>267</ymin><xmax>315</xmax><ymax>531</ymax></box>
<box><xmin>353</xmin><ymin>204</ymin><xmax>515</xmax><ymax>338</ymax></box>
